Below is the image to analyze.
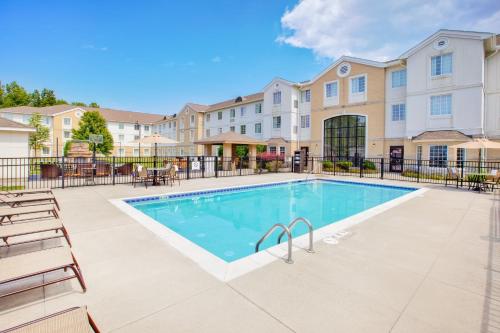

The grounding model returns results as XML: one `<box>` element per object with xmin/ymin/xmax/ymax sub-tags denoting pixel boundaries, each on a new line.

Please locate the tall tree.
<box><xmin>72</xmin><ymin>111</ymin><xmax>113</xmax><ymax>155</ymax></box>
<box><xmin>0</xmin><ymin>82</ymin><xmax>4</xmax><ymax>107</ymax></box>
<box><xmin>71</xmin><ymin>101</ymin><xmax>87</xmax><ymax>106</ymax></box>
<box><xmin>30</xmin><ymin>89</ymin><xmax>42</xmax><ymax>107</ymax></box>
<box><xmin>2</xmin><ymin>81</ymin><xmax>30</xmax><ymax>107</ymax></box>
<box><xmin>39</xmin><ymin>88</ymin><xmax>57</xmax><ymax>106</ymax></box>
<box><xmin>55</xmin><ymin>99</ymin><xmax>68</xmax><ymax>105</ymax></box>
<box><xmin>88</xmin><ymin>102</ymin><xmax>100</xmax><ymax>108</ymax></box>
<box><xmin>28</xmin><ymin>113</ymin><xmax>50</xmax><ymax>158</ymax></box>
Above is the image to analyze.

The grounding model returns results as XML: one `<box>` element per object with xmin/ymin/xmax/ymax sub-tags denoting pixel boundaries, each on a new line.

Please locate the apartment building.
<box><xmin>0</xmin><ymin>105</ymin><xmax>163</xmax><ymax>157</ymax></box>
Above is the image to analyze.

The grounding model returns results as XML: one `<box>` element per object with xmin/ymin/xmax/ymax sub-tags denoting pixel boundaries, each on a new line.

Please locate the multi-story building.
<box><xmin>0</xmin><ymin>105</ymin><xmax>163</xmax><ymax>157</ymax></box>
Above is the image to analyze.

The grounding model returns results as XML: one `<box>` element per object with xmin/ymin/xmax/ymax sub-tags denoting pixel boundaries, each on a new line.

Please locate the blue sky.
<box><xmin>1</xmin><ymin>0</ymin><xmax>499</xmax><ymax>115</ymax></box>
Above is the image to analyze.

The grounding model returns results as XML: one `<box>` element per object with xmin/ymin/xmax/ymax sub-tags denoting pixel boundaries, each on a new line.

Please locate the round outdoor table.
<box><xmin>467</xmin><ymin>173</ymin><xmax>488</xmax><ymax>192</ymax></box>
<box><xmin>148</xmin><ymin>167</ymin><xmax>168</xmax><ymax>186</ymax></box>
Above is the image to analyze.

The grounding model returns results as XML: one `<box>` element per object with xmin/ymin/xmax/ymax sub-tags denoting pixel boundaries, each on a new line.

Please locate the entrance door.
<box><xmin>301</xmin><ymin>146</ymin><xmax>309</xmax><ymax>166</ymax></box>
<box><xmin>389</xmin><ymin>146</ymin><xmax>404</xmax><ymax>172</ymax></box>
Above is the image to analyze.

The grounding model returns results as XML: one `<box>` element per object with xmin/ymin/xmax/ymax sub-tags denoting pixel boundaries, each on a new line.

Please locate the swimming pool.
<box><xmin>123</xmin><ymin>179</ymin><xmax>416</xmax><ymax>263</ymax></box>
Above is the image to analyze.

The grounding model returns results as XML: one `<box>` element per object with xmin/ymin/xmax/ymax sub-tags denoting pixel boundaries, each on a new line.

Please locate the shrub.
<box><xmin>336</xmin><ymin>161</ymin><xmax>352</xmax><ymax>171</ymax></box>
<box><xmin>259</xmin><ymin>152</ymin><xmax>284</xmax><ymax>162</ymax></box>
<box><xmin>363</xmin><ymin>160</ymin><xmax>376</xmax><ymax>170</ymax></box>
<box><xmin>322</xmin><ymin>160</ymin><xmax>333</xmax><ymax>169</ymax></box>
<box><xmin>265</xmin><ymin>160</ymin><xmax>283</xmax><ymax>172</ymax></box>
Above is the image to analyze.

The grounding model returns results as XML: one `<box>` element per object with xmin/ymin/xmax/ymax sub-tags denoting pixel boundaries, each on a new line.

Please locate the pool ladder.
<box><xmin>255</xmin><ymin>217</ymin><xmax>314</xmax><ymax>264</ymax></box>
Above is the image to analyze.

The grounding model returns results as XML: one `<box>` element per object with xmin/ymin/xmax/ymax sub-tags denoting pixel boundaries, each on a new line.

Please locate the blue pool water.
<box><xmin>127</xmin><ymin>180</ymin><xmax>415</xmax><ymax>262</ymax></box>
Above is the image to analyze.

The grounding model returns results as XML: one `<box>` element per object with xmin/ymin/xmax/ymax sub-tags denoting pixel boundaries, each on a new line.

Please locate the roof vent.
<box><xmin>235</xmin><ymin>96</ymin><xmax>243</xmax><ymax>103</ymax></box>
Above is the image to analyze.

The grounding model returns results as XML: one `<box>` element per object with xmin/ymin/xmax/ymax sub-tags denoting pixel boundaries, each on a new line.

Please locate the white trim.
<box><xmin>111</xmin><ymin>178</ymin><xmax>427</xmax><ymax>282</ymax></box>
<box><xmin>0</xmin><ymin>127</ymin><xmax>35</xmax><ymax>132</ymax></box>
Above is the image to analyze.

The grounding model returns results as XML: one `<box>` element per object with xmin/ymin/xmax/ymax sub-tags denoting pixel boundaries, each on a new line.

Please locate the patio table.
<box><xmin>148</xmin><ymin>167</ymin><xmax>168</xmax><ymax>186</ymax></box>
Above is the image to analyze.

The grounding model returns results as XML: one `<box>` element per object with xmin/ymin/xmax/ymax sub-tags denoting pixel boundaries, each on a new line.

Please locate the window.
<box><xmin>43</xmin><ymin>117</ymin><xmax>50</xmax><ymax>125</ymax></box>
<box><xmin>63</xmin><ymin>118</ymin><xmax>71</xmax><ymax>126</ymax></box>
<box><xmin>431</xmin><ymin>53</ymin><xmax>452</xmax><ymax>76</ymax></box>
<box><xmin>280</xmin><ymin>147</ymin><xmax>285</xmax><ymax>155</ymax></box>
<box><xmin>206</xmin><ymin>114</ymin><xmax>210</xmax><ymax>122</ymax></box>
<box><xmin>42</xmin><ymin>147</ymin><xmax>50</xmax><ymax>155</ymax></box>
<box><xmin>431</xmin><ymin>94</ymin><xmax>452</xmax><ymax>116</ymax></box>
<box><xmin>205</xmin><ymin>129</ymin><xmax>210</xmax><ymax>137</ymax></box>
<box><xmin>173</xmin><ymin>122</ymin><xmax>176</xmax><ymax>128</ymax></box>
<box><xmin>240</xmin><ymin>125</ymin><xmax>246</xmax><ymax>134</ymax></box>
<box><xmin>230</xmin><ymin>108</ymin><xmax>235</xmax><ymax>118</ymax></box>
<box><xmin>457</xmin><ymin>148</ymin><xmax>466</xmax><ymax>167</ymax></box>
<box><xmin>168</xmin><ymin>122</ymin><xmax>171</xmax><ymax>129</ymax></box>
<box><xmin>118</xmin><ymin>123</ymin><xmax>124</xmax><ymax>130</ymax></box>
<box><xmin>133</xmin><ymin>148</ymin><xmax>140</xmax><ymax>157</ymax></box>
<box><xmin>63</xmin><ymin>131</ymin><xmax>71</xmax><ymax>139</ymax></box>
<box><xmin>144</xmin><ymin>125</ymin><xmax>150</xmax><ymax>131</ymax></box>
<box><xmin>351</xmin><ymin>76</ymin><xmax>366</xmax><ymax>93</ymax></box>
<box><xmin>144</xmin><ymin>148</ymin><xmax>150</xmax><ymax>156</ymax></box>
<box><xmin>325</xmin><ymin>82</ymin><xmax>338</xmax><ymax>98</ymax></box>
<box><xmin>391</xmin><ymin>104</ymin><xmax>406</xmax><ymax>121</ymax></box>
<box><xmin>273</xmin><ymin>91</ymin><xmax>281</xmax><ymax>105</ymax></box>
<box><xmin>391</xmin><ymin>69</ymin><xmax>407</xmax><ymax>88</ymax></box>
<box><xmin>118</xmin><ymin>148</ymin><xmax>125</xmax><ymax>157</ymax></box>
<box><xmin>269</xmin><ymin>146</ymin><xmax>277</xmax><ymax>154</ymax></box>
<box><xmin>416</xmin><ymin>145</ymin><xmax>423</xmax><ymax>161</ymax></box>
<box><xmin>429</xmin><ymin>145</ymin><xmax>448</xmax><ymax>167</ymax></box>
<box><xmin>255</xmin><ymin>103</ymin><xmax>262</xmax><ymax>114</ymax></box>
<box><xmin>240</xmin><ymin>106</ymin><xmax>246</xmax><ymax>117</ymax></box>
<box><xmin>118</xmin><ymin>134</ymin><xmax>124</xmax><ymax>142</ymax></box>
<box><xmin>134</xmin><ymin>135</ymin><xmax>140</xmax><ymax>140</ymax></box>
<box><xmin>230</xmin><ymin>126</ymin><xmax>235</xmax><ymax>132</ymax></box>
<box><xmin>218</xmin><ymin>127</ymin><xmax>222</xmax><ymax>134</ymax></box>
<box><xmin>301</xmin><ymin>115</ymin><xmax>310</xmax><ymax>128</ymax></box>
<box><xmin>273</xmin><ymin>116</ymin><xmax>281</xmax><ymax>129</ymax></box>
<box><xmin>323</xmin><ymin>115</ymin><xmax>366</xmax><ymax>161</ymax></box>
<box><xmin>190</xmin><ymin>130</ymin><xmax>194</xmax><ymax>141</ymax></box>
<box><xmin>134</xmin><ymin>123</ymin><xmax>140</xmax><ymax>131</ymax></box>
<box><xmin>254</xmin><ymin>123</ymin><xmax>262</xmax><ymax>134</ymax></box>
<box><xmin>218</xmin><ymin>111</ymin><xmax>223</xmax><ymax>120</ymax></box>
<box><xmin>190</xmin><ymin>115</ymin><xmax>195</xmax><ymax>124</ymax></box>
<box><xmin>301</xmin><ymin>90</ymin><xmax>310</xmax><ymax>103</ymax></box>
<box><xmin>294</xmin><ymin>99</ymin><xmax>298</xmax><ymax>108</ymax></box>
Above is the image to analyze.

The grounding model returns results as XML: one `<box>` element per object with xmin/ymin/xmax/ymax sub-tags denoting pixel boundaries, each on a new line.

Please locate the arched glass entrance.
<box><xmin>324</xmin><ymin>115</ymin><xmax>366</xmax><ymax>162</ymax></box>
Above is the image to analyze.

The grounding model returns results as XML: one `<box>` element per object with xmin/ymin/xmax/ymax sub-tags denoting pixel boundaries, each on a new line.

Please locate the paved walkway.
<box><xmin>0</xmin><ymin>174</ymin><xmax>498</xmax><ymax>332</ymax></box>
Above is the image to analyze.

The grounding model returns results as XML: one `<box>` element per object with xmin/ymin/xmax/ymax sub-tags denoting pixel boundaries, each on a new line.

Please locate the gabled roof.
<box><xmin>0</xmin><ymin>105</ymin><xmax>164</xmax><ymax>124</ymax></box>
<box><xmin>305</xmin><ymin>56</ymin><xmax>387</xmax><ymax>85</ymax></box>
<box><xmin>263</xmin><ymin>77</ymin><xmax>298</xmax><ymax>91</ymax></box>
<box><xmin>205</xmin><ymin>92</ymin><xmax>264</xmax><ymax>112</ymax></box>
<box><xmin>0</xmin><ymin>117</ymin><xmax>35</xmax><ymax>132</ymax></box>
<box><xmin>412</xmin><ymin>130</ymin><xmax>472</xmax><ymax>142</ymax></box>
<box><xmin>194</xmin><ymin>131</ymin><xmax>266</xmax><ymax>145</ymax></box>
<box><xmin>185</xmin><ymin>103</ymin><xmax>209</xmax><ymax>113</ymax></box>
<box><xmin>399</xmin><ymin>29</ymin><xmax>495</xmax><ymax>59</ymax></box>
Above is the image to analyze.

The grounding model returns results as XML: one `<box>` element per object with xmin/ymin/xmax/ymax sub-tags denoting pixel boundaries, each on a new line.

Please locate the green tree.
<box><xmin>55</xmin><ymin>99</ymin><xmax>68</xmax><ymax>105</ymax></box>
<box><xmin>235</xmin><ymin>145</ymin><xmax>249</xmax><ymax>158</ymax></box>
<box><xmin>2</xmin><ymin>81</ymin><xmax>30</xmax><ymax>107</ymax></box>
<box><xmin>0</xmin><ymin>83</ymin><xmax>4</xmax><ymax>107</ymax></box>
<box><xmin>28</xmin><ymin>113</ymin><xmax>50</xmax><ymax>158</ymax></box>
<box><xmin>39</xmin><ymin>88</ymin><xmax>57</xmax><ymax>106</ymax></box>
<box><xmin>256</xmin><ymin>145</ymin><xmax>266</xmax><ymax>153</ymax></box>
<box><xmin>72</xmin><ymin>111</ymin><xmax>113</xmax><ymax>155</ymax></box>
<box><xmin>71</xmin><ymin>101</ymin><xmax>87</xmax><ymax>107</ymax></box>
<box><xmin>30</xmin><ymin>89</ymin><xmax>42</xmax><ymax>107</ymax></box>
<box><xmin>88</xmin><ymin>102</ymin><xmax>100</xmax><ymax>108</ymax></box>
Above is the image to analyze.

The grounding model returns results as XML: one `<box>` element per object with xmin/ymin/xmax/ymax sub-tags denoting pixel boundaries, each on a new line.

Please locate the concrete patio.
<box><xmin>0</xmin><ymin>173</ymin><xmax>498</xmax><ymax>332</ymax></box>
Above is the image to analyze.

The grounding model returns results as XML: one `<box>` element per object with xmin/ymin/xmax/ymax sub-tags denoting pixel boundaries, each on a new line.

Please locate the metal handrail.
<box><xmin>277</xmin><ymin>217</ymin><xmax>314</xmax><ymax>253</ymax></box>
<box><xmin>255</xmin><ymin>223</ymin><xmax>293</xmax><ymax>264</ymax></box>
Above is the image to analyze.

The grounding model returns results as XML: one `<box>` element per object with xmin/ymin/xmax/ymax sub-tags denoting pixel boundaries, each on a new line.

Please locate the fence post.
<box><xmin>215</xmin><ymin>156</ymin><xmax>218</xmax><ymax>178</ymax></box>
<box><xmin>202</xmin><ymin>156</ymin><xmax>205</xmax><ymax>178</ymax></box>
<box><xmin>187</xmin><ymin>157</ymin><xmax>191</xmax><ymax>180</ymax></box>
<box><xmin>275</xmin><ymin>154</ymin><xmax>279</xmax><ymax>173</ymax></box>
<box><xmin>460</xmin><ymin>160</ymin><xmax>464</xmax><ymax>187</ymax></box>
<box><xmin>333</xmin><ymin>156</ymin><xmax>336</xmax><ymax>176</ymax></box>
<box><xmin>112</xmin><ymin>156</ymin><xmax>116</xmax><ymax>185</ymax></box>
<box><xmin>380</xmin><ymin>158</ymin><xmax>384</xmax><ymax>179</ymax></box>
<box><xmin>417</xmin><ymin>160</ymin><xmax>421</xmax><ymax>183</ymax></box>
<box><xmin>61</xmin><ymin>156</ymin><xmax>65</xmax><ymax>189</ymax></box>
<box><xmin>239</xmin><ymin>157</ymin><xmax>243</xmax><ymax>176</ymax></box>
<box><xmin>360</xmin><ymin>158</ymin><xmax>364</xmax><ymax>178</ymax></box>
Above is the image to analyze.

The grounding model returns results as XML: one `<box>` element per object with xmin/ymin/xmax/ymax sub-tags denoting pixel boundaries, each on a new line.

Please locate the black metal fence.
<box><xmin>309</xmin><ymin>157</ymin><xmax>500</xmax><ymax>186</ymax></box>
<box><xmin>0</xmin><ymin>155</ymin><xmax>293</xmax><ymax>190</ymax></box>
<box><xmin>0</xmin><ymin>155</ymin><xmax>498</xmax><ymax>190</ymax></box>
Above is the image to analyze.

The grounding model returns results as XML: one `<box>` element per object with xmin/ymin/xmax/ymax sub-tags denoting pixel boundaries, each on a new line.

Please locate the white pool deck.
<box><xmin>0</xmin><ymin>173</ymin><xmax>499</xmax><ymax>332</ymax></box>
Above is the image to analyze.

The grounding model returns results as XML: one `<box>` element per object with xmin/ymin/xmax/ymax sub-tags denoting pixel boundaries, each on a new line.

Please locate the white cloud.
<box><xmin>211</xmin><ymin>56</ymin><xmax>222</xmax><ymax>63</ymax></box>
<box><xmin>278</xmin><ymin>0</ymin><xmax>500</xmax><ymax>61</ymax></box>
